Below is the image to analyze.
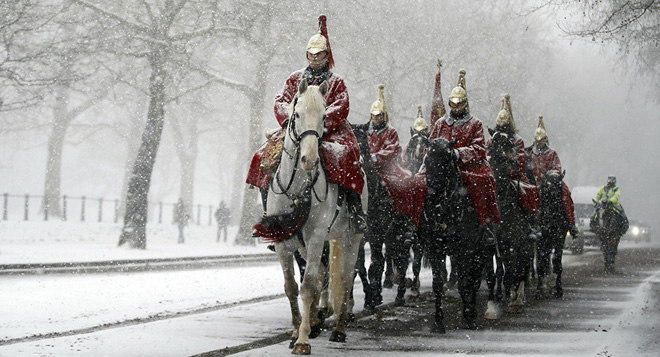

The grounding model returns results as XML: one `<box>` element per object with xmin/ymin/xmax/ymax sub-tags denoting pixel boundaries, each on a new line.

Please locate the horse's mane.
<box><xmin>539</xmin><ymin>171</ymin><xmax>565</xmax><ymax>214</ymax></box>
<box><xmin>489</xmin><ymin>131</ymin><xmax>517</xmax><ymax>181</ymax></box>
<box><xmin>424</xmin><ymin>138</ymin><xmax>460</xmax><ymax>194</ymax></box>
<box><xmin>291</xmin><ymin>85</ymin><xmax>326</xmax><ymax>120</ymax></box>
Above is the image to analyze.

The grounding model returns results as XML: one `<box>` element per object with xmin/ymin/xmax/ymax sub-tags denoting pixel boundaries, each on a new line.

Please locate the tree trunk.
<box><xmin>119</xmin><ymin>48</ymin><xmax>167</xmax><ymax>249</ymax></box>
<box><xmin>42</xmin><ymin>90</ymin><xmax>70</xmax><ymax>218</ymax></box>
<box><xmin>118</xmin><ymin>112</ymin><xmax>145</xmax><ymax>220</ymax></box>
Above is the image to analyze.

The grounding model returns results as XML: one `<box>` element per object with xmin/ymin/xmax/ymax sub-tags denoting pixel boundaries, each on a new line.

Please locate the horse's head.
<box><xmin>424</xmin><ymin>138</ymin><xmax>459</xmax><ymax>191</ymax></box>
<box><xmin>489</xmin><ymin>131</ymin><xmax>517</xmax><ymax>180</ymax></box>
<box><xmin>540</xmin><ymin>169</ymin><xmax>565</xmax><ymax>207</ymax></box>
<box><xmin>290</xmin><ymin>80</ymin><xmax>328</xmax><ymax>171</ymax></box>
<box><xmin>409</xmin><ymin>131</ymin><xmax>430</xmax><ymax>158</ymax></box>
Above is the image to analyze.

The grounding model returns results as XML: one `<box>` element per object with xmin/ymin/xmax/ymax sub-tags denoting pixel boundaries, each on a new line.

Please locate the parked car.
<box><xmin>622</xmin><ymin>219</ymin><xmax>651</xmax><ymax>243</ymax></box>
<box><xmin>565</xmin><ymin>186</ymin><xmax>602</xmax><ymax>254</ymax></box>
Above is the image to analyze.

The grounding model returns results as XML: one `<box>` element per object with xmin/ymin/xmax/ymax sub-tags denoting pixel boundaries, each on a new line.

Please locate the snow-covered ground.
<box><xmin>0</xmin><ymin>221</ymin><xmax>265</xmax><ymax>264</ymax></box>
<box><xmin>1</xmin><ymin>221</ymin><xmax>659</xmax><ymax>356</ymax></box>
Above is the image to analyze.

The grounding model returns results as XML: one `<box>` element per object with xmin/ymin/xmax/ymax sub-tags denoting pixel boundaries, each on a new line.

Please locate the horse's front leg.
<box><xmin>428</xmin><ymin>244</ymin><xmax>446</xmax><ymax>333</ymax></box>
<box><xmin>551</xmin><ymin>231</ymin><xmax>566</xmax><ymax>298</ymax></box>
<box><xmin>275</xmin><ymin>244</ymin><xmax>301</xmax><ymax>348</ymax></box>
<box><xmin>292</xmin><ymin>240</ymin><xmax>325</xmax><ymax>355</ymax></box>
<box><xmin>329</xmin><ymin>233</ymin><xmax>363</xmax><ymax>343</ymax></box>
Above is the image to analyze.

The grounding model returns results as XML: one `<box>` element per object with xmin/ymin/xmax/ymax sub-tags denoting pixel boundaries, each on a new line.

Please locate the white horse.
<box><xmin>264</xmin><ymin>80</ymin><xmax>363</xmax><ymax>355</ymax></box>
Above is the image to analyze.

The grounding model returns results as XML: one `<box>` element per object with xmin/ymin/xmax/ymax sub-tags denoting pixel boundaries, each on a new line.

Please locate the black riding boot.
<box><xmin>345</xmin><ymin>189</ymin><xmax>367</xmax><ymax>234</ymax></box>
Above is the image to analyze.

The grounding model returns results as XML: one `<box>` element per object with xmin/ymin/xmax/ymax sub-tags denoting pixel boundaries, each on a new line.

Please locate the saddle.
<box><xmin>259</xmin><ymin>128</ymin><xmax>286</xmax><ymax>173</ymax></box>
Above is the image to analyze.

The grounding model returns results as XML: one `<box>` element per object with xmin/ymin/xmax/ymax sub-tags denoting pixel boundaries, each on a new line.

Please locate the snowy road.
<box><xmin>1</xmin><ymin>244</ymin><xmax>659</xmax><ymax>356</ymax></box>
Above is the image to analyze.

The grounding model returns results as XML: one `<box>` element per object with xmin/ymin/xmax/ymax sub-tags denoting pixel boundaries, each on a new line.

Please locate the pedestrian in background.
<box><xmin>173</xmin><ymin>198</ymin><xmax>189</xmax><ymax>244</ymax></box>
<box><xmin>214</xmin><ymin>201</ymin><xmax>230</xmax><ymax>243</ymax></box>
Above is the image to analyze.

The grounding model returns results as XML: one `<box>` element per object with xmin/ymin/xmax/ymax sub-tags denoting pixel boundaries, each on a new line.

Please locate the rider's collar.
<box><xmin>304</xmin><ymin>66</ymin><xmax>332</xmax><ymax>85</ymax></box>
<box><xmin>369</xmin><ymin>121</ymin><xmax>388</xmax><ymax>135</ymax></box>
<box><xmin>532</xmin><ymin>144</ymin><xmax>550</xmax><ymax>155</ymax></box>
<box><xmin>445</xmin><ymin>111</ymin><xmax>472</xmax><ymax>126</ymax></box>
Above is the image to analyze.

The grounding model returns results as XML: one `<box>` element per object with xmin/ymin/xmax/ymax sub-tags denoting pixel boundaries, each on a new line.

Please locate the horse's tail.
<box><xmin>329</xmin><ymin>238</ymin><xmax>344</xmax><ymax>318</ymax></box>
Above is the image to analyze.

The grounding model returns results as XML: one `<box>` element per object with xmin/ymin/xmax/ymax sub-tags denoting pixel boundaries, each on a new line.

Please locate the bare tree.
<box><xmin>65</xmin><ymin>0</ymin><xmax>246</xmax><ymax>249</ymax></box>
<box><xmin>527</xmin><ymin>0</ymin><xmax>660</xmax><ymax>97</ymax></box>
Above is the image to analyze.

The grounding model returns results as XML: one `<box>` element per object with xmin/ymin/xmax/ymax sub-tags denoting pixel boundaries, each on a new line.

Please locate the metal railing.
<box><xmin>1</xmin><ymin>193</ymin><xmax>218</xmax><ymax>226</ymax></box>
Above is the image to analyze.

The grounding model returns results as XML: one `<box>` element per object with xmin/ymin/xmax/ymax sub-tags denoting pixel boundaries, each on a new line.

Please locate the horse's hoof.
<box><xmin>309</xmin><ymin>322</ymin><xmax>324</xmax><ymax>339</ymax></box>
<box><xmin>534</xmin><ymin>291</ymin><xmax>544</xmax><ymax>300</ymax></box>
<box><xmin>329</xmin><ymin>331</ymin><xmax>346</xmax><ymax>343</ymax></box>
<box><xmin>394</xmin><ymin>297</ymin><xmax>405</xmax><ymax>306</ymax></box>
<box><xmin>291</xmin><ymin>343</ymin><xmax>311</xmax><ymax>355</ymax></box>
<box><xmin>432</xmin><ymin>322</ymin><xmax>446</xmax><ymax>334</ymax></box>
<box><xmin>406</xmin><ymin>293</ymin><xmax>420</xmax><ymax>303</ymax></box>
<box><xmin>464</xmin><ymin>320</ymin><xmax>478</xmax><ymax>330</ymax></box>
<box><xmin>405</xmin><ymin>277</ymin><xmax>414</xmax><ymax>288</ymax></box>
<box><xmin>288</xmin><ymin>337</ymin><xmax>296</xmax><ymax>349</ymax></box>
<box><xmin>484</xmin><ymin>301</ymin><xmax>499</xmax><ymax>320</ymax></box>
<box><xmin>383</xmin><ymin>280</ymin><xmax>393</xmax><ymax>289</ymax></box>
<box><xmin>507</xmin><ymin>304</ymin><xmax>524</xmax><ymax>314</ymax></box>
<box><xmin>552</xmin><ymin>290</ymin><xmax>563</xmax><ymax>299</ymax></box>
<box><xmin>347</xmin><ymin>312</ymin><xmax>355</xmax><ymax>322</ymax></box>
<box><xmin>317</xmin><ymin>309</ymin><xmax>327</xmax><ymax>323</ymax></box>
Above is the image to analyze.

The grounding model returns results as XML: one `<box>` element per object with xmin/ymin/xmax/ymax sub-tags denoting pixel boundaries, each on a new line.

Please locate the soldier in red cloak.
<box><xmin>428</xmin><ymin>70</ymin><xmax>501</xmax><ymax>227</ymax></box>
<box><xmin>245</xmin><ymin>16</ymin><xmax>366</xmax><ymax>233</ymax></box>
<box><xmin>486</xmin><ymin>94</ymin><xmax>540</xmax><ymax>212</ymax></box>
<box><xmin>361</xmin><ymin>84</ymin><xmax>426</xmax><ymax>309</ymax></box>
<box><xmin>526</xmin><ymin>116</ymin><xmax>575</xmax><ymax>226</ymax></box>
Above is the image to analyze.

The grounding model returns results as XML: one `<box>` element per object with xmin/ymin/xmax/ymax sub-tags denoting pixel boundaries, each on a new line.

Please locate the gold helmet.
<box><xmin>495</xmin><ymin>93</ymin><xmax>518</xmax><ymax>133</ymax></box>
<box><xmin>534</xmin><ymin>115</ymin><xmax>548</xmax><ymax>144</ymax></box>
<box><xmin>448</xmin><ymin>69</ymin><xmax>469</xmax><ymax>113</ymax></box>
<box><xmin>413</xmin><ymin>106</ymin><xmax>429</xmax><ymax>132</ymax></box>
<box><xmin>370</xmin><ymin>84</ymin><xmax>389</xmax><ymax>123</ymax></box>
<box><xmin>306</xmin><ymin>33</ymin><xmax>327</xmax><ymax>54</ymax></box>
<box><xmin>306</xmin><ymin>15</ymin><xmax>334</xmax><ymax>69</ymax></box>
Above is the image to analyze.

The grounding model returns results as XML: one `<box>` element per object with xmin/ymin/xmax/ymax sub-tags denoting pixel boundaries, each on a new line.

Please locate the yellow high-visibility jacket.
<box><xmin>596</xmin><ymin>185</ymin><xmax>621</xmax><ymax>212</ymax></box>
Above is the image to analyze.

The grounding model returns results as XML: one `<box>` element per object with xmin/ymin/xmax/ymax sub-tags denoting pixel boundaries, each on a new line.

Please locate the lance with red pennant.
<box><xmin>430</xmin><ymin>59</ymin><xmax>446</xmax><ymax>131</ymax></box>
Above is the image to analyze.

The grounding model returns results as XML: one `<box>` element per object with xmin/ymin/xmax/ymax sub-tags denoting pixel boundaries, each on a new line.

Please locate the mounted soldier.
<box><xmin>246</xmin><ymin>15</ymin><xmax>366</xmax><ymax>234</ymax></box>
<box><xmin>525</xmin><ymin>116</ymin><xmax>576</xmax><ymax>230</ymax></box>
<box><xmin>487</xmin><ymin>94</ymin><xmax>540</xmax><ymax>213</ymax></box>
<box><xmin>428</xmin><ymin>69</ymin><xmax>501</xmax><ymax>228</ymax></box>
<box><xmin>356</xmin><ymin>84</ymin><xmax>425</xmax><ymax>309</ymax></box>
<box><xmin>525</xmin><ymin>116</ymin><xmax>577</xmax><ymax>297</ymax></box>
<box><xmin>402</xmin><ymin>106</ymin><xmax>430</xmax><ymax>173</ymax></box>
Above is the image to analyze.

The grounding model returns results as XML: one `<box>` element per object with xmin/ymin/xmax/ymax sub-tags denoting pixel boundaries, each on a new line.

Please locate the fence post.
<box><xmin>44</xmin><ymin>195</ymin><xmax>49</xmax><ymax>221</ymax></box>
<box><xmin>24</xmin><ymin>194</ymin><xmax>29</xmax><ymax>221</ymax></box>
<box><xmin>81</xmin><ymin>196</ymin><xmax>86</xmax><ymax>222</ymax></box>
<box><xmin>98</xmin><ymin>197</ymin><xmax>103</xmax><ymax>222</ymax></box>
<box><xmin>208</xmin><ymin>205</ymin><xmax>212</xmax><ymax>226</ymax></box>
<box><xmin>114</xmin><ymin>199</ymin><xmax>119</xmax><ymax>223</ymax></box>
<box><xmin>197</xmin><ymin>204</ymin><xmax>201</xmax><ymax>225</ymax></box>
<box><xmin>158</xmin><ymin>201</ymin><xmax>163</xmax><ymax>224</ymax></box>
<box><xmin>3</xmin><ymin>193</ymin><xmax>7</xmax><ymax>221</ymax></box>
<box><xmin>62</xmin><ymin>195</ymin><xmax>67</xmax><ymax>221</ymax></box>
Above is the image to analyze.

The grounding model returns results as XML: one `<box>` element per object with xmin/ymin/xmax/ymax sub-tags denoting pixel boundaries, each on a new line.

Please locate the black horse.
<box><xmin>487</xmin><ymin>131</ymin><xmax>533</xmax><ymax>314</ymax></box>
<box><xmin>350</xmin><ymin>123</ymin><xmax>404</xmax><ymax>310</ymax></box>
<box><xmin>536</xmin><ymin>170</ymin><xmax>570</xmax><ymax>298</ymax></box>
<box><xmin>418</xmin><ymin>138</ymin><xmax>492</xmax><ymax>332</ymax></box>
<box><xmin>591</xmin><ymin>199</ymin><xmax>628</xmax><ymax>273</ymax></box>
<box><xmin>395</xmin><ymin>130</ymin><xmax>430</xmax><ymax>301</ymax></box>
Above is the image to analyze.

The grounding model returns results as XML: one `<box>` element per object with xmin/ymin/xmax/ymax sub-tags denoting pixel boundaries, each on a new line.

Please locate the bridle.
<box><xmin>271</xmin><ymin>95</ymin><xmax>328</xmax><ymax>203</ymax></box>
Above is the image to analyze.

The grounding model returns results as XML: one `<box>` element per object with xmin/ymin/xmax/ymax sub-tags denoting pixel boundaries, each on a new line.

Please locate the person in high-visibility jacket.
<box><xmin>596</xmin><ymin>175</ymin><xmax>622</xmax><ymax>213</ymax></box>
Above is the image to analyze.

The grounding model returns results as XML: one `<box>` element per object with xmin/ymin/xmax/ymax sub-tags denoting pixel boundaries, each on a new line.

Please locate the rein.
<box><xmin>271</xmin><ymin>96</ymin><xmax>328</xmax><ymax>205</ymax></box>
